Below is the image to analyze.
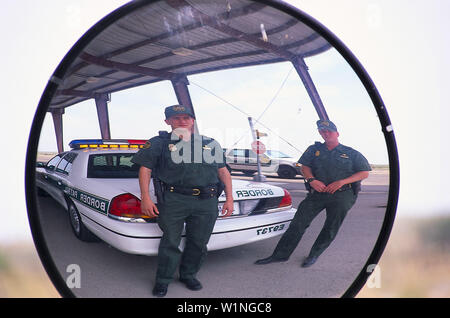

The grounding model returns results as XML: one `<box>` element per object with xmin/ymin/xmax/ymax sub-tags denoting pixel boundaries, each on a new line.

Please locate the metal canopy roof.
<box><xmin>50</xmin><ymin>0</ymin><xmax>331</xmax><ymax>110</ymax></box>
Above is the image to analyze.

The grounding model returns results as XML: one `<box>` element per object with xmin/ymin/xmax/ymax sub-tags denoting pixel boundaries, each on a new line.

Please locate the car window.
<box><xmin>45</xmin><ymin>154</ymin><xmax>64</xmax><ymax>171</ymax></box>
<box><xmin>56</xmin><ymin>157</ymin><xmax>70</xmax><ymax>174</ymax></box>
<box><xmin>233</xmin><ymin>149</ymin><xmax>245</xmax><ymax>157</ymax></box>
<box><xmin>87</xmin><ymin>154</ymin><xmax>139</xmax><ymax>178</ymax></box>
<box><xmin>266</xmin><ymin>150</ymin><xmax>290</xmax><ymax>158</ymax></box>
<box><xmin>64</xmin><ymin>161</ymin><xmax>74</xmax><ymax>174</ymax></box>
<box><xmin>56</xmin><ymin>152</ymin><xmax>78</xmax><ymax>175</ymax></box>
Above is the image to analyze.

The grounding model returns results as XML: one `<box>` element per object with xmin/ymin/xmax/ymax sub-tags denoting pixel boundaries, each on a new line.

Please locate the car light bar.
<box><xmin>69</xmin><ymin>139</ymin><xmax>147</xmax><ymax>149</ymax></box>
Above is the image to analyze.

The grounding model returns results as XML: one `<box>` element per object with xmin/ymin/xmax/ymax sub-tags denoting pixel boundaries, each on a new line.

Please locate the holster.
<box><xmin>351</xmin><ymin>181</ymin><xmax>361</xmax><ymax>195</ymax></box>
<box><xmin>153</xmin><ymin>177</ymin><xmax>165</xmax><ymax>206</ymax></box>
<box><xmin>216</xmin><ymin>181</ymin><xmax>225</xmax><ymax>198</ymax></box>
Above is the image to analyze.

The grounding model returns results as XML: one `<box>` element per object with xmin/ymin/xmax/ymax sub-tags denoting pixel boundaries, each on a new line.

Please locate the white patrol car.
<box><xmin>36</xmin><ymin>139</ymin><xmax>296</xmax><ymax>256</ymax></box>
<box><xmin>224</xmin><ymin>148</ymin><xmax>303</xmax><ymax>179</ymax></box>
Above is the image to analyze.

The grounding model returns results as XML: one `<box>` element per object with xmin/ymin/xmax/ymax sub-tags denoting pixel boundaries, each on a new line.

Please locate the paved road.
<box><xmin>36</xmin><ymin>170</ymin><xmax>389</xmax><ymax>298</ymax></box>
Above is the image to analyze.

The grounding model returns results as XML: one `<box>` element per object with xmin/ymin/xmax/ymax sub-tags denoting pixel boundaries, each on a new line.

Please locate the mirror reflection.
<box><xmin>34</xmin><ymin>0</ymin><xmax>389</xmax><ymax>297</ymax></box>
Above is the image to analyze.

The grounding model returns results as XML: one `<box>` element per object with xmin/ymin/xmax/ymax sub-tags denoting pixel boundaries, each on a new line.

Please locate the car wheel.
<box><xmin>242</xmin><ymin>171</ymin><xmax>256</xmax><ymax>177</ymax></box>
<box><xmin>37</xmin><ymin>187</ymin><xmax>49</xmax><ymax>197</ymax></box>
<box><xmin>277</xmin><ymin>166</ymin><xmax>296</xmax><ymax>179</ymax></box>
<box><xmin>68</xmin><ymin>201</ymin><xmax>99</xmax><ymax>242</ymax></box>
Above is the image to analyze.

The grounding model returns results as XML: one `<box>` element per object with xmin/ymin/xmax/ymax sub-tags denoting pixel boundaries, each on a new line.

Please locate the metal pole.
<box><xmin>172</xmin><ymin>77</ymin><xmax>199</xmax><ymax>134</ymax></box>
<box><xmin>51</xmin><ymin>108</ymin><xmax>65</xmax><ymax>153</ymax></box>
<box><xmin>248</xmin><ymin>117</ymin><xmax>266</xmax><ymax>182</ymax></box>
<box><xmin>95</xmin><ymin>93</ymin><xmax>111</xmax><ymax>140</ymax></box>
<box><xmin>292</xmin><ymin>56</ymin><xmax>329</xmax><ymax>120</ymax></box>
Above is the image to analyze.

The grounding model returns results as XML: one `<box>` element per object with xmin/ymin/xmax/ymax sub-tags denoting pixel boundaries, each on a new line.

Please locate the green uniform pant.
<box><xmin>272</xmin><ymin>189</ymin><xmax>357</xmax><ymax>260</ymax></box>
<box><xmin>156</xmin><ymin>192</ymin><xmax>218</xmax><ymax>285</ymax></box>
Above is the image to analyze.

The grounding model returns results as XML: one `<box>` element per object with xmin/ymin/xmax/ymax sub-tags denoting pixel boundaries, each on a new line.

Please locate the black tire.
<box><xmin>277</xmin><ymin>166</ymin><xmax>297</xmax><ymax>179</ymax></box>
<box><xmin>68</xmin><ymin>201</ymin><xmax>99</xmax><ymax>242</ymax></box>
<box><xmin>242</xmin><ymin>170</ymin><xmax>256</xmax><ymax>177</ymax></box>
<box><xmin>37</xmin><ymin>187</ymin><xmax>49</xmax><ymax>197</ymax></box>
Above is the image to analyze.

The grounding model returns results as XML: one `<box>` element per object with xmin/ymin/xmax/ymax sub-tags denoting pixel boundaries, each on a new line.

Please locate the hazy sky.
<box><xmin>1</xmin><ymin>0</ymin><xmax>450</xmax><ymax>243</ymax></box>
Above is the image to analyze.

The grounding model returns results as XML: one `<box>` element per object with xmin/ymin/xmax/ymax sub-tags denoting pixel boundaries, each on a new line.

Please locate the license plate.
<box><xmin>218</xmin><ymin>202</ymin><xmax>240</xmax><ymax>216</ymax></box>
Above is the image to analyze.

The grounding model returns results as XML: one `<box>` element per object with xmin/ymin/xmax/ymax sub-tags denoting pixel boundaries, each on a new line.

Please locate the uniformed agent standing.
<box><xmin>131</xmin><ymin>105</ymin><xmax>234</xmax><ymax>297</ymax></box>
<box><xmin>255</xmin><ymin>120</ymin><xmax>371</xmax><ymax>268</ymax></box>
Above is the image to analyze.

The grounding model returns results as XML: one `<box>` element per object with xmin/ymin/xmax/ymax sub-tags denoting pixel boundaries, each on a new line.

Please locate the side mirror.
<box><xmin>36</xmin><ymin>162</ymin><xmax>46</xmax><ymax>168</ymax></box>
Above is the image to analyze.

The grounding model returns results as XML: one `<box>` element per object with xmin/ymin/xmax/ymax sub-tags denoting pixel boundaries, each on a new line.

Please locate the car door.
<box><xmin>247</xmin><ymin>149</ymin><xmax>258</xmax><ymax>166</ymax></box>
<box><xmin>39</xmin><ymin>153</ymin><xmax>65</xmax><ymax>200</ymax></box>
<box><xmin>232</xmin><ymin>149</ymin><xmax>251</xmax><ymax>170</ymax></box>
<box><xmin>248</xmin><ymin>150</ymin><xmax>272</xmax><ymax>174</ymax></box>
<box><xmin>258</xmin><ymin>153</ymin><xmax>272</xmax><ymax>167</ymax></box>
<box><xmin>55</xmin><ymin>153</ymin><xmax>79</xmax><ymax>205</ymax></box>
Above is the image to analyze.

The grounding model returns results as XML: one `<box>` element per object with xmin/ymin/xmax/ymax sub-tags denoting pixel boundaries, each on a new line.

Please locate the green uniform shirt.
<box><xmin>299</xmin><ymin>142</ymin><xmax>371</xmax><ymax>185</ymax></box>
<box><xmin>131</xmin><ymin>133</ymin><xmax>226</xmax><ymax>188</ymax></box>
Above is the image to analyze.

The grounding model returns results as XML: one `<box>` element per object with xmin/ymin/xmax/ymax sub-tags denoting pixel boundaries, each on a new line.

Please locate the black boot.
<box><xmin>152</xmin><ymin>283</ymin><xmax>168</xmax><ymax>297</ymax></box>
<box><xmin>301</xmin><ymin>255</ymin><xmax>318</xmax><ymax>268</ymax></box>
<box><xmin>254</xmin><ymin>255</ymin><xmax>289</xmax><ymax>265</ymax></box>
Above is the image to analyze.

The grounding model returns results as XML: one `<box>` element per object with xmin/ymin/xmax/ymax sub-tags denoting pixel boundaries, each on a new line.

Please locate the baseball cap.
<box><xmin>316</xmin><ymin>119</ymin><xmax>337</xmax><ymax>132</ymax></box>
<box><xmin>164</xmin><ymin>104</ymin><xmax>195</xmax><ymax>119</ymax></box>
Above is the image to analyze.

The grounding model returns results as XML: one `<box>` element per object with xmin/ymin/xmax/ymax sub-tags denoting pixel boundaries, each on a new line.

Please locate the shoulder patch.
<box><xmin>143</xmin><ymin>141</ymin><xmax>151</xmax><ymax>149</ymax></box>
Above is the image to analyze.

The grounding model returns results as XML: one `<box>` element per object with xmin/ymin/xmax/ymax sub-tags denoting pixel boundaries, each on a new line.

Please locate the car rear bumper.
<box><xmin>79</xmin><ymin>206</ymin><xmax>296</xmax><ymax>256</ymax></box>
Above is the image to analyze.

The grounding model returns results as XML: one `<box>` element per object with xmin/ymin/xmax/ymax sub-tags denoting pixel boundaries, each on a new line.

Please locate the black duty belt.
<box><xmin>166</xmin><ymin>184</ymin><xmax>218</xmax><ymax>199</ymax></box>
<box><xmin>336</xmin><ymin>184</ymin><xmax>352</xmax><ymax>192</ymax></box>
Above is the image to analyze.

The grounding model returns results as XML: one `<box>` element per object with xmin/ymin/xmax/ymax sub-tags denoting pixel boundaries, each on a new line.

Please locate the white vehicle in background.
<box><xmin>224</xmin><ymin>148</ymin><xmax>302</xmax><ymax>179</ymax></box>
<box><xmin>36</xmin><ymin>139</ymin><xmax>295</xmax><ymax>256</ymax></box>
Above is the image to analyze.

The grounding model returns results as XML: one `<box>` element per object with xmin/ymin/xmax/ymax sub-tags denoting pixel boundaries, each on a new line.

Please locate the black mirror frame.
<box><xmin>25</xmin><ymin>0</ymin><xmax>399</xmax><ymax>298</ymax></box>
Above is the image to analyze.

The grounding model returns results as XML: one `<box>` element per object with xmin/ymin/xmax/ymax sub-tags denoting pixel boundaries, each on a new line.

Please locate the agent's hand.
<box><xmin>324</xmin><ymin>180</ymin><xmax>346</xmax><ymax>194</ymax></box>
<box><xmin>221</xmin><ymin>199</ymin><xmax>234</xmax><ymax>217</ymax></box>
<box><xmin>310</xmin><ymin>180</ymin><xmax>327</xmax><ymax>192</ymax></box>
<box><xmin>140</xmin><ymin>196</ymin><xmax>159</xmax><ymax>218</ymax></box>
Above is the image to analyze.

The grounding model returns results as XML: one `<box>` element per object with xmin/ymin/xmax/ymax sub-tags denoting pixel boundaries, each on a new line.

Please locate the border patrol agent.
<box><xmin>255</xmin><ymin>120</ymin><xmax>371</xmax><ymax>267</ymax></box>
<box><xmin>131</xmin><ymin>105</ymin><xmax>234</xmax><ymax>297</ymax></box>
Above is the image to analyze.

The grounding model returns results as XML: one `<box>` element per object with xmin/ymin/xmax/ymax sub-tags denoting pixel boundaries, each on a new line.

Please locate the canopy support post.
<box><xmin>171</xmin><ymin>77</ymin><xmax>199</xmax><ymax>133</ymax></box>
<box><xmin>95</xmin><ymin>93</ymin><xmax>111</xmax><ymax>140</ymax></box>
<box><xmin>292</xmin><ymin>56</ymin><xmax>328</xmax><ymax>120</ymax></box>
<box><xmin>51</xmin><ymin>108</ymin><xmax>65</xmax><ymax>153</ymax></box>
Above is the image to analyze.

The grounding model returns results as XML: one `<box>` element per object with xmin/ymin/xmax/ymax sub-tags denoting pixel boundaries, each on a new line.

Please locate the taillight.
<box><xmin>109</xmin><ymin>193</ymin><xmax>154</xmax><ymax>219</ymax></box>
<box><xmin>278</xmin><ymin>189</ymin><xmax>292</xmax><ymax>208</ymax></box>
